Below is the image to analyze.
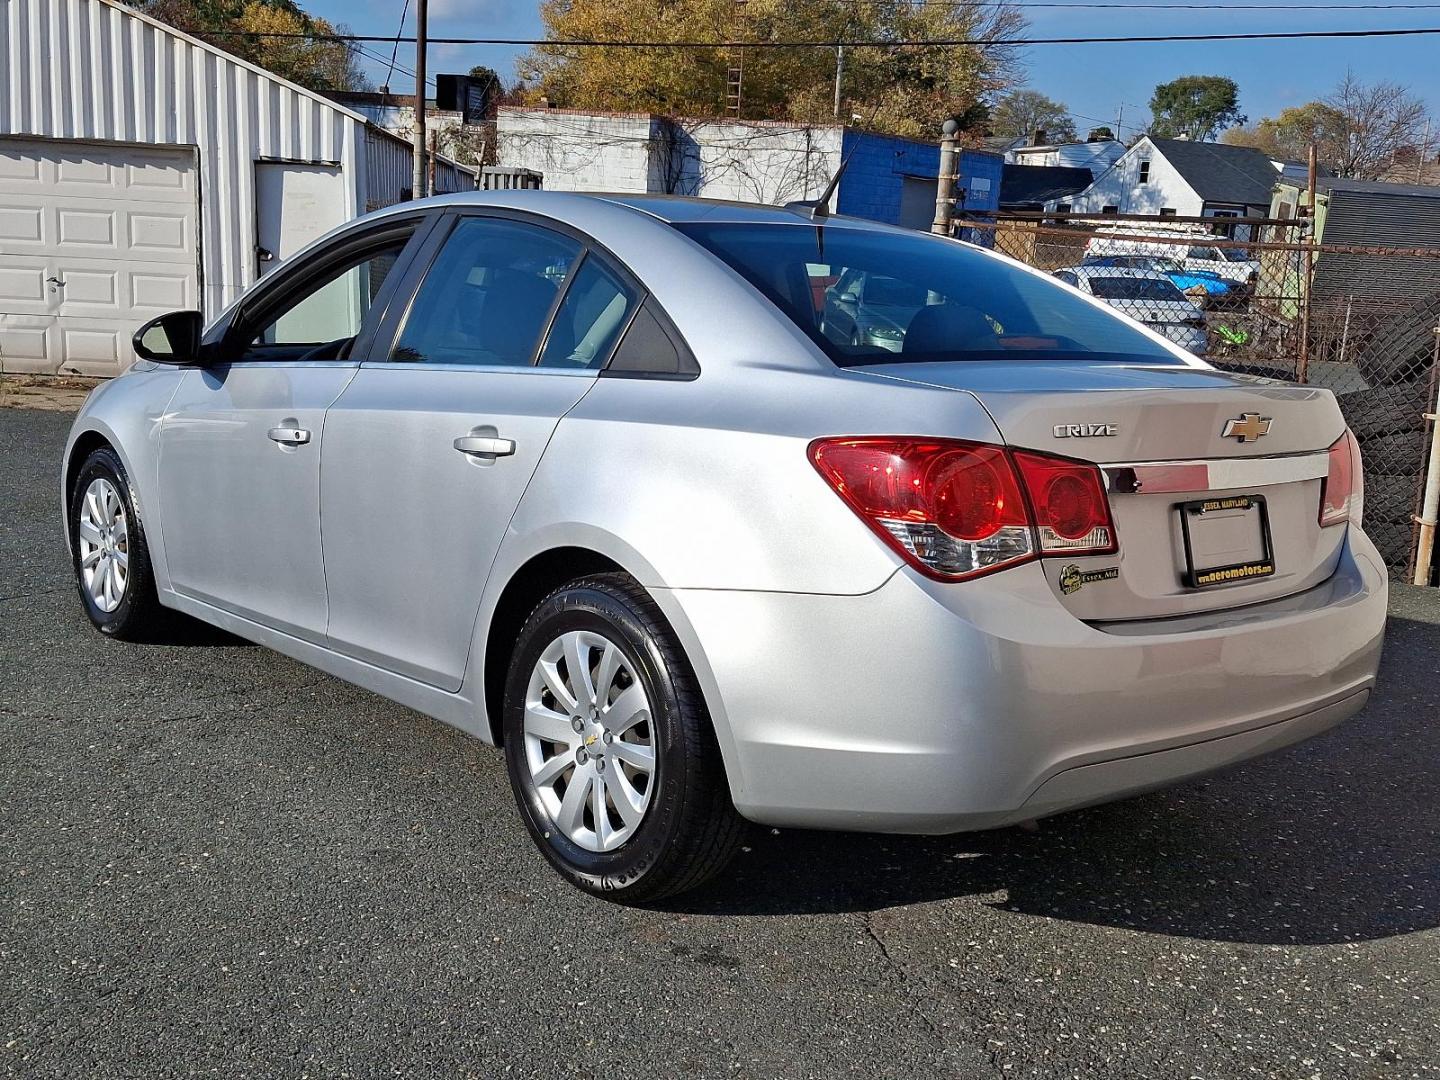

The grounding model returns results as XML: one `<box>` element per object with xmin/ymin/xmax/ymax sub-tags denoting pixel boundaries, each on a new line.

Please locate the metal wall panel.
<box><xmin>1</xmin><ymin>0</ymin><xmax>367</xmax><ymax>317</ymax></box>
<box><xmin>362</xmin><ymin>127</ymin><xmax>474</xmax><ymax>212</ymax></box>
<box><xmin>1314</xmin><ymin>190</ymin><xmax>1440</xmax><ymax>306</ymax></box>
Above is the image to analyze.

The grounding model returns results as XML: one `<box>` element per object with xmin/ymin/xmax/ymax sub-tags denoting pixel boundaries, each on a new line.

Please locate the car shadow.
<box><xmin>662</xmin><ymin>613</ymin><xmax>1440</xmax><ymax>946</ymax></box>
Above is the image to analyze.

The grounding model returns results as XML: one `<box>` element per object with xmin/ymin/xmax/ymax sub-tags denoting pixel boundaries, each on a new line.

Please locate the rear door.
<box><xmin>319</xmin><ymin>211</ymin><xmax>642</xmax><ymax>690</ymax></box>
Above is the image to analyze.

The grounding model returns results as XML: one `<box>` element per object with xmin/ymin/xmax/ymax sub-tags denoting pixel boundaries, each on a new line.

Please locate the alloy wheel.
<box><xmin>523</xmin><ymin>630</ymin><xmax>657</xmax><ymax>852</ymax></box>
<box><xmin>77</xmin><ymin>477</ymin><xmax>129</xmax><ymax>613</ymax></box>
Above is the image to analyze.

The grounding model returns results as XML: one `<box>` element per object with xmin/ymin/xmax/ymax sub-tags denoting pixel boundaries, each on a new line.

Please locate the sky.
<box><xmin>299</xmin><ymin>0</ymin><xmax>1440</xmax><ymax>138</ymax></box>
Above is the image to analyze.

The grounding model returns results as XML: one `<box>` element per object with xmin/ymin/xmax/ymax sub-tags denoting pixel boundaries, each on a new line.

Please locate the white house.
<box><xmin>0</xmin><ymin>0</ymin><xmax>474</xmax><ymax>377</ymax></box>
<box><xmin>1069</xmin><ymin>136</ymin><xmax>1282</xmax><ymax>222</ymax></box>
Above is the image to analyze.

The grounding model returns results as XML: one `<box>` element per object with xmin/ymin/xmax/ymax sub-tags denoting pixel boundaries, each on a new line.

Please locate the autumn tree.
<box><xmin>516</xmin><ymin>0</ymin><xmax>1025</xmax><ymax>139</ymax></box>
<box><xmin>1149</xmin><ymin>75</ymin><xmax>1245</xmax><ymax>143</ymax></box>
<box><xmin>1223</xmin><ymin>73</ymin><xmax>1430</xmax><ymax>179</ymax></box>
<box><xmin>988</xmin><ymin>90</ymin><xmax>1076</xmax><ymax>142</ymax></box>
<box><xmin>124</xmin><ymin>0</ymin><xmax>368</xmax><ymax>91</ymax></box>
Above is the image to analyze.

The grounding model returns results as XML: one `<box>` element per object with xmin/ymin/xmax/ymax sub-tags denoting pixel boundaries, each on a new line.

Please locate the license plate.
<box><xmin>1178</xmin><ymin>494</ymin><xmax>1275</xmax><ymax>589</ymax></box>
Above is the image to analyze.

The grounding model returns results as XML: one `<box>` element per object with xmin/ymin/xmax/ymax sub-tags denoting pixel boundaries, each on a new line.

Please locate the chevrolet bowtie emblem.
<box><xmin>1221</xmin><ymin>412</ymin><xmax>1272</xmax><ymax>443</ymax></box>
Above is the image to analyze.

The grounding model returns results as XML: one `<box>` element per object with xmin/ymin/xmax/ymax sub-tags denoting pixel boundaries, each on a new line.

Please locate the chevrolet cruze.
<box><xmin>62</xmin><ymin>192</ymin><xmax>1386</xmax><ymax>900</ymax></box>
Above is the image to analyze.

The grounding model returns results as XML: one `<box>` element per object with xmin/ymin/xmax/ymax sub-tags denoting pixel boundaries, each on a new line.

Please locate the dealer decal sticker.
<box><xmin>1058</xmin><ymin>564</ymin><xmax>1120</xmax><ymax>596</ymax></box>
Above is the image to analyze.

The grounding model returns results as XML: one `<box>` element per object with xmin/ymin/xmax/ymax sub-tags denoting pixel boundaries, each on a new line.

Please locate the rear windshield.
<box><xmin>1088</xmin><ymin>277</ymin><xmax>1184</xmax><ymax>301</ymax></box>
<box><xmin>674</xmin><ymin>222</ymin><xmax>1180</xmax><ymax>366</ymax></box>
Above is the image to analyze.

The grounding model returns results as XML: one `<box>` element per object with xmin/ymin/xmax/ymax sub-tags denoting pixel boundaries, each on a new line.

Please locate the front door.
<box><xmin>157</xmin><ymin>223</ymin><xmax>421</xmax><ymax>641</ymax></box>
<box><xmin>320</xmin><ymin>213</ymin><xmax>640</xmax><ymax>690</ymax></box>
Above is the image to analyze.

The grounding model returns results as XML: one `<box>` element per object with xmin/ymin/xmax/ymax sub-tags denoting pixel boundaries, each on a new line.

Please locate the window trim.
<box><xmin>363</xmin><ymin>206</ymin><xmax>699</xmax><ymax>379</ymax></box>
<box><xmin>214</xmin><ymin>213</ymin><xmax>435</xmax><ymax>365</ymax></box>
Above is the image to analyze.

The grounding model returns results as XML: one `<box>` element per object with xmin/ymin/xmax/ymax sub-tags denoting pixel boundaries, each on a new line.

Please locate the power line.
<box><xmin>190</xmin><ymin>24</ymin><xmax>1440</xmax><ymax>47</ymax></box>
<box><xmin>381</xmin><ymin>0</ymin><xmax>411</xmax><ymax>91</ymax></box>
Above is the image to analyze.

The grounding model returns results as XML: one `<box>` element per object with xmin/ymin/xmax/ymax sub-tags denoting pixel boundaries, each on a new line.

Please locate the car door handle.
<box><xmin>267</xmin><ymin>426</ymin><xmax>311</xmax><ymax>445</ymax></box>
<box><xmin>453</xmin><ymin>436</ymin><xmax>516</xmax><ymax>457</ymax></box>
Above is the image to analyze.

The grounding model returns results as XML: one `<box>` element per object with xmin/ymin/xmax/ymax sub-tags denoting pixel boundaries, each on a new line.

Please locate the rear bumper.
<box><xmin>656</xmin><ymin>529</ymin><xmax>1387</xmax><ymax>834</ymax></box>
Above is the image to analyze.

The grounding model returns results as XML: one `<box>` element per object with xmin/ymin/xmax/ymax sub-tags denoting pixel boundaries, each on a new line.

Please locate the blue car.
<box><xmin>1081</xmin><ymin>255</ymin><xmax>1238</xmax><ymax>302</ymax></box>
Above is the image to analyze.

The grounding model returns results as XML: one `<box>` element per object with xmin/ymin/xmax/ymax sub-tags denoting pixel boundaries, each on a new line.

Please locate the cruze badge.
<box><xmin>1053</xmin><ymin>423</ymin><xmax>1119</xmax><ymax>439</ymax></box>
<box><xmin>1221</xmin><ymin>413</ymin><xmax>1272</xmax><ymax>442</ymax></box>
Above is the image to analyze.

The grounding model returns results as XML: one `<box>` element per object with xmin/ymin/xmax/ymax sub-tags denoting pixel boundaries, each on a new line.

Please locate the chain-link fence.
<box><xmin>957</xmin><ymin>213</ymin><xmax>1440</xmax><ymax>580</ymax></box>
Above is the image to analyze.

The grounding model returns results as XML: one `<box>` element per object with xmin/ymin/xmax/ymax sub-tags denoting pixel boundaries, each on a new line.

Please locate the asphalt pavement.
<box><xmin>3</xmin><ymin>406</ymin><xmax>1437</xmax><ymax>1079</ymax></box>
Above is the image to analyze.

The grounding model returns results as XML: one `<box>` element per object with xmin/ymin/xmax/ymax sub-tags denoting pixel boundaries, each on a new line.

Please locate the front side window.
<box><xmin>674</xmin><ymin>222</ymin><xmax>1181</xmax><ymax>366</ymax></box>
<box><xmin>392</xmin><ymin>217</ymin><xmax>582</xmax><ymax>366</ymax></box>
<box><xmin>244</xmin><ymin>238</ymin><xmax>409</xmax><ymax>360</ymax></box>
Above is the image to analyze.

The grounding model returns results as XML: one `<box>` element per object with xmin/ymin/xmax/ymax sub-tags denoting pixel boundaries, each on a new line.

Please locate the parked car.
<box><xmin>1080</xmin><ymin>254</ymin><xmax>1239</xmax><ymax>305</ymax></box>
<box><xmin>820</xmin><ymin>269</ymin><xmax>931</xmax><ymax>352</ymax></box>
<box><xmin>1083</xmin><ymin>226</ymin><xmax>1260</xmax><ymax>288</ymax></box>
<box><xmin>1053</xmin><ymin>265</ymin><xmax>1209</xmax><ymax>354</ymax></box>
<box><xmin>63</xmin><ymin>192</ymin><xmax>1385</xmax><ymax>901</ymax></box>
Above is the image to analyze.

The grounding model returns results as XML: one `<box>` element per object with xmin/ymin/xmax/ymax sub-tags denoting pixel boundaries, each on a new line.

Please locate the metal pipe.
<box><xmin>833</xmin><ymin>44</ymin><xmax>844</xmax><ymax>119</ymax></box>
<box><xmin>1297</xmin><ymin>142</ymin><xmax>1318</xmax><ymax>384</ymax></box>
<box><xmin>932</xmin><ymin>119</ymin><xmax>958</xmax><ymax>237</ymax></box>
<box><xmin>1411</xmin><ymin>321</ymin><xmax>1440</xmax><ymax>586</ymax></box>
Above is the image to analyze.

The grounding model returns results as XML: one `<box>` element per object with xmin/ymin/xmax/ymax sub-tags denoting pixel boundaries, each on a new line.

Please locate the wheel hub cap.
<box><xmin>77</xmin><ymin>477</ymin><xmax>129</xmax><ymax>613</ymax></box>
<box><xmin>523</xmin><ymin>629</ymin><xmax>657</xmax><ymax>853</ymax></box>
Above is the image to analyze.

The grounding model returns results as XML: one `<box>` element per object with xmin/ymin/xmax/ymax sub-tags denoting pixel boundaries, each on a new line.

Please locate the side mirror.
<box><xmin>133</xmin><ymin>310</ymin><xmax>204</xmax><ymax>365</ymax></box>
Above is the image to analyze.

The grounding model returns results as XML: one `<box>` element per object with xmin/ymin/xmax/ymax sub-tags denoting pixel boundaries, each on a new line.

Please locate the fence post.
<box><xmin>1411</xmin><ymin>321</ymin><xmax>1440</xmax><ymax>586</ymax></box>
<box><xmin>1297</xmin><ymin>143</ymin><xmax>1318</xmax><ymax>383</ymax></box>
<box><xmin>933</xmin><ymin>119</ymin><xmax>958</xmax><ymax>237</ymax></box>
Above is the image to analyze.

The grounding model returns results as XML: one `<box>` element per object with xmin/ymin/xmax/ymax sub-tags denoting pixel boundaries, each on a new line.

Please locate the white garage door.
<box><xmin>0</xmin><ymin>138</ymin><xmax>199</xmax><ymax>377</ymax></box>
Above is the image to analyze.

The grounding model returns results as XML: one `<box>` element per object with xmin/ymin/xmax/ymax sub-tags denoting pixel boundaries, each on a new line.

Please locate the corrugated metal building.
<box><xmin>0</xmin><ymin>0</ymin><xmax>474</xmax><ymax>376</ymax></box>
<box><xmin>1271</xmin><ymin>177</ymin><xmax>1440</xmax><ymax>307</ymax></box>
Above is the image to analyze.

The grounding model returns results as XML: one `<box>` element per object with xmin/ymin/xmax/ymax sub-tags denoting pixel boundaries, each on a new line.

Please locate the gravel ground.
<box><xmin>3</xmin><ymin>406</ymin><xmax>1437</xmax><ymax>1079</ymax></box>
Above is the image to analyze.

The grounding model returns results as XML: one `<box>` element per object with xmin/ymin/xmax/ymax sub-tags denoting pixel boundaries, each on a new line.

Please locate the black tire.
<box><xmin>1353</xmin><ymin>292</ymin><xmax>1440</xmax><ymax>388</ymax></box>
<box><xmin>1338</xmin><ymin>380</ymin><xmax>1431</xmax><ymax>440</ymax></box>
<box><xmin>68</xmin><ymin>446</ymin><xmax>168</xmax><ymax>640</ymax></box>
<box><xmin>502</xmin><ymin>573</ymin><xmax>745</xmax><ymax>902</ymax></box>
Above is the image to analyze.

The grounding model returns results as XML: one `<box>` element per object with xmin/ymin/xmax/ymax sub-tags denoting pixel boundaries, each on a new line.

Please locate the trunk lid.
<box><xmin>853</xmin><ymin>361</ymin><xmax>1351</xmax><ymax>619</ymax></box>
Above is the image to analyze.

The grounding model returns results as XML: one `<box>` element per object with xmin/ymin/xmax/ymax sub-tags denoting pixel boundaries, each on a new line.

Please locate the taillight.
<box><xmin>1320</xmin><ymin>429</ymin><xmax>1364</xmax><ymax>527</ymax></box>
<box><xmin>1013</xmin><ymin>451</ymin><xmax>1118</xmax><ymax>554</ymax></box>
<box><xmin>808</xmin><ymin>438</ymin><xmax>1117</xmax><ymax>581</ymax></box>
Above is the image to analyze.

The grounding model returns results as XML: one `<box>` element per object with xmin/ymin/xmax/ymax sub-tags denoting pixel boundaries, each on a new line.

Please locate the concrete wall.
<box><xmin>497</xmin><ymin>109</ymin><xmax>662</xmax><ymax>194</ymax></box>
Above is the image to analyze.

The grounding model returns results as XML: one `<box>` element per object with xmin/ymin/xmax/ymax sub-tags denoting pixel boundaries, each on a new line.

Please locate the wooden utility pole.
<box><xmin>411</xmin><ymin>0</ymin><xmax>428</xmax><ymax>199</ymax></box>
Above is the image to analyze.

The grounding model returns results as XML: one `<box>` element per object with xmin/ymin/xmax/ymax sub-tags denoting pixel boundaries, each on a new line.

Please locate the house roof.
<box><xmin>1149</xmin><ymin>137</ymin><xmax>1279</xmax><ymax>207</ymax></box>
<box><xmin>1000</xmin><ymin>164</ymin><xmax>1094</xmax><ymax>207</ymax></box>
<box><xmin>1314</xmin><ymin>176</ymin><xmax>1440</xmax><ymax>199</ymax></box>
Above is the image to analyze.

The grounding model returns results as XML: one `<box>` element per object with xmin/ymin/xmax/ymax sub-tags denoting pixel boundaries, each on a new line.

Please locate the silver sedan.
<box><xmin>62</xmin><ymin>192</ymin><xmax>1386</xmax><ymax>900</ymax></box>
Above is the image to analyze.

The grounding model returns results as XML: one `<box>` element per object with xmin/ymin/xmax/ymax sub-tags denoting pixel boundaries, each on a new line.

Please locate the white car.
<box><xmin>1083</xmin><ymin>227</ymin><xmax>1260</xmax><ymax>289</ymax></box>
<box><xmin>1053</xmin><ymin>266</ymin><xmax>1209</xmax><ymax>355</ymax></box>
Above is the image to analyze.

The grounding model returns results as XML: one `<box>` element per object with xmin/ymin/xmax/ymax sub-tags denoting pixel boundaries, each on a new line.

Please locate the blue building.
<box><xmin>836</xmin><ymin>130</ymin><xmax>1004</xmax><ymax>245</ymax></box>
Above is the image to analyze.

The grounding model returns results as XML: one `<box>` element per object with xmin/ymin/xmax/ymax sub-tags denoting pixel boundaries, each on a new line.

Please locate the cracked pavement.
<box><xmin>3</xmin><ymin>406</ymin><xmax>1439</xmax><ymax>1079</ymax></box>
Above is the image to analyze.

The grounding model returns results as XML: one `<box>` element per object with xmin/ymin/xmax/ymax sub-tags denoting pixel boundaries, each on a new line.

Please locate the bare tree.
<box><xmin>1325</xmin><ymin>71</ymin><xmax>1430</xmax><ymax>180</ymax></box>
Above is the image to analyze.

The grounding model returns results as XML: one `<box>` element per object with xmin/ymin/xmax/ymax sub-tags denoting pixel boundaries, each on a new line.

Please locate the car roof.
<box><xmin>376</xmin><ymin>188</ymin><xmax>902</xmax><ymax>234</ymax></box>
<box><xmin>1060</xmin><ymin>265</ymin><xmax>1174</xmax><ymax>283</ymax></box>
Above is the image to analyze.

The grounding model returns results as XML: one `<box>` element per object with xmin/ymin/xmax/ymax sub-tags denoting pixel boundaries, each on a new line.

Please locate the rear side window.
<box><xmin>392</xmin><ymin>217</ymin><xmax>581</xmax><ymax>366</ymax></box>
<box><xmin>674</xmin><ymin>222</ymin><xmax>1180</xmax><ymax>366</ymax></box>
<box><xmin>538</xmin><ymin>256</ymin><xmax>635</xmax><ymax>369</ymax></box>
